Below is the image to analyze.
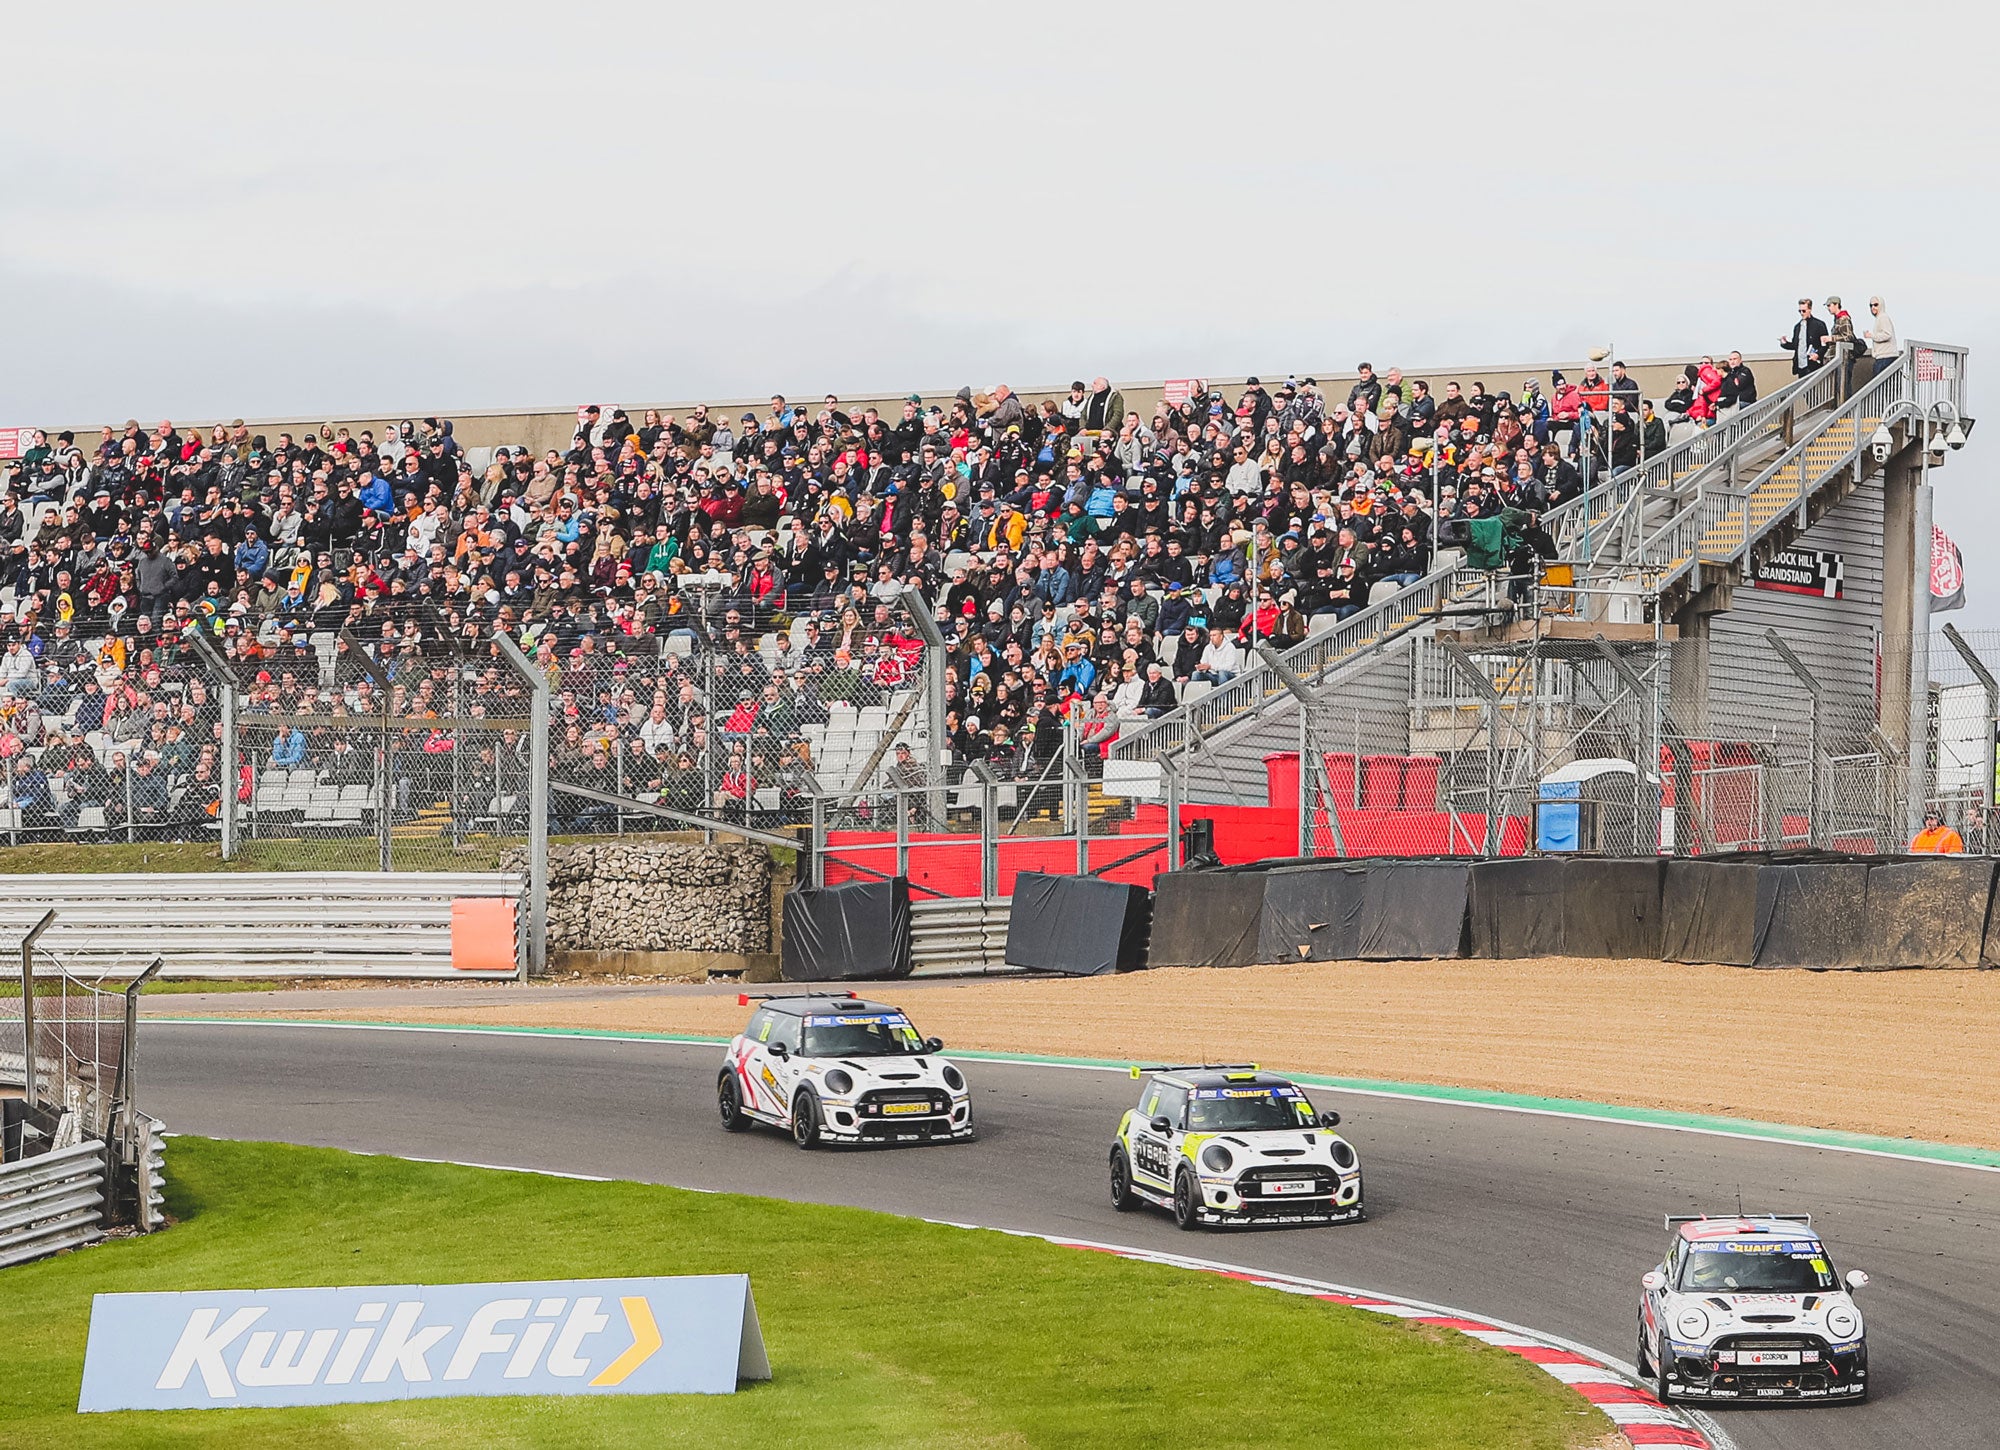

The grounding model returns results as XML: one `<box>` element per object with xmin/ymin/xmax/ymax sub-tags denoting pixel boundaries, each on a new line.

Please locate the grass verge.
<box><xmin>0</xmin><ymin>1138</ymin><xmax>1606</xmax><ymax>1449</ymax></box>
<box><xmin>0</xmin><ymin>978</ymin><xmax>280</xmax><ymax>997</ymax></box>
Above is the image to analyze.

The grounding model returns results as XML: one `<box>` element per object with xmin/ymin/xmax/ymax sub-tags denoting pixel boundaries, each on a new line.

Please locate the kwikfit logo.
<box><xmin>159</xmin><ymin>1294</ymin><xmax>657</xmax><ymax>1397</ymax></box>
<box><xmin>77</xmin><ymin>1275</ymin><xmax>764</xmax><ymax>1411</ymax></box>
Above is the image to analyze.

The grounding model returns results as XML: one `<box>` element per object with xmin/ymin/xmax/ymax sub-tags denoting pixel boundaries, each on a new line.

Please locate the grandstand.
<box><xmin>0</xmin><ymin>335</ymin><xmax>1973</xmax><ymax>894</ymax></box>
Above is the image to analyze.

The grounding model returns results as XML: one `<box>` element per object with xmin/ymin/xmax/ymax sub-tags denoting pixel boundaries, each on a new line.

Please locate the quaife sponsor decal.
<box><xmin>77</xmin><ymin>1275</ymin><xmax>769</xmax><ymax>1412</ymax></box>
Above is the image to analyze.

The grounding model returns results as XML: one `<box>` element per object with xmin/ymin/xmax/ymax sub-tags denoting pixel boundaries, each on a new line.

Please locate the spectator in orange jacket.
<box><xmin>1911</xmin><ymin>810</ymin><xmax>1965</xmax><ymax>853</ymax></box>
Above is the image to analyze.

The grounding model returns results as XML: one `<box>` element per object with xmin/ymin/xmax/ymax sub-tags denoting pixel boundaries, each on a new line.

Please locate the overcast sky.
<box><xmin>4</xmin><ymin>1</ymin><xmax>1994</xmax><ymax>621</ymax></box>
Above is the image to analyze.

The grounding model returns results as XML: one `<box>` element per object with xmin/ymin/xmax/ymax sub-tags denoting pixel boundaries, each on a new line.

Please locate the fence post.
<box><xmin>1438</xmin><ymin>640</ymin><xmax>1502</xmax><ymax>856</ymax></box>
<box><xmin>1764</xmin><ymin>630</ymin><xmax>1825</xmax><ymax>846</ymax></box>
<box><xmin>492</xmin><ymin>633</ymin><xmax>549</xmax><ymax>979</ymax></box>
<box><xmin>1941</xmin><ymin>624</ymin><xmax>1997</xmax><ymax>843</ymax></box>
<box><xmin>18</xmin><ymin>908</ymin><xmax>54</xmax><ymax>1111</ymax></box>
<box><xmin>113</xmin><ymin>957</ymin><xmax>164</xmax><ymax>1227</ymax></box>
<box><xmin>181</xmin><ymin>626</ymin><xmax>238</xmax><ymax>858</ymax></box>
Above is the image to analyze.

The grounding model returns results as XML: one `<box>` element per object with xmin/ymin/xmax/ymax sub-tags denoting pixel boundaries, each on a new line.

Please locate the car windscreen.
<box><xmin>1679</xmin><ymin>1244</ymin><xmax>1837</xmax><ymax>1293</ymax></box>
<box><xmin>1186</xmin><ymin>1087</ymin><xmax>1312</xmax><ymax>1133</ymax></box>
<box><xmin>801</xmin><ymin>1013</ymin><xmax>925</xmax><ymax>1057</ymax></box>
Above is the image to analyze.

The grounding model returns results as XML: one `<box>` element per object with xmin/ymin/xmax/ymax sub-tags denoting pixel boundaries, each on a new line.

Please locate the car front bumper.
<box><xmin>1662</xmin><ymin>1337</ymin><xmax>1867</xmax><ymax>1402</ymax></box>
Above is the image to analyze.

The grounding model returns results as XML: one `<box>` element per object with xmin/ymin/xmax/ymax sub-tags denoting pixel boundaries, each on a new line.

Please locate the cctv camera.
<box><xmin>1946</xmin><ymin>423</ymin><xmax>1969</xmax><ymax>451</ymax></box>
<box><xmin>1868</xmin><ymin>423</ymin><xmax>1893</xmax><ymax>465</ymax></box>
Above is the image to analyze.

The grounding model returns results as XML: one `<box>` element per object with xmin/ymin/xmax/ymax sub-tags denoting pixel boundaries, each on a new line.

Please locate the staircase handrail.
<box><xmin>1634</xmin><ymin>357</ymin><xmax>1906</xmax><ymax>597</ymax></box>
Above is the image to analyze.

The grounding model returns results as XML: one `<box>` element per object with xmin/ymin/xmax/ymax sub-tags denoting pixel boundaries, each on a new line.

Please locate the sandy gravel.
<box><xmin>204</xmin><ymin>958</ymin><xmax>2000</xmax><ymax>1150</ymax></box>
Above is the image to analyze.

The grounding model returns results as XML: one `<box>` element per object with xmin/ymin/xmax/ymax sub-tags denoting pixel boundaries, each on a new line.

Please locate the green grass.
<box><xmin>0</xmin><ymin>1139</ymin><xmax>1604</xmax><ymax>1449</ymax></box>
<box><xmin>0</xmin><ymin>978</ymin><xmax>279</xmax><ymax>997</ymax></box>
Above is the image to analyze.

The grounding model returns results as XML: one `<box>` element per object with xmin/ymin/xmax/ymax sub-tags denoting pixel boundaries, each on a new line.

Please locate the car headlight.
<box><xmin>941</xmin><ymin>1065</ymin><xmax>965</xmax><ymax>1092</ymax></box>
<box><xmin>1200</xmin><ymin>1144</ymin><xmax>1233</xmax><ymax>1174</ymax></box>
<box><xmin>1674</xmin><ymin>1307</ymin><xmax>1709</xmax><ymax>1340</ymax></box>
<box><xmin>1825</xmin><ymin>1304</ymin><xmax>1861</xmax><ymax>1339</ymax></box>
<box><xmin>1329</xmin><ymin>1140</ymin><xmax>1357</xmax><ymax>1171</ymax></box>
<box><xmin>823</xmin><ymin>1069</ymin><xmax>853</xmax><ymax>1096</ymax></box>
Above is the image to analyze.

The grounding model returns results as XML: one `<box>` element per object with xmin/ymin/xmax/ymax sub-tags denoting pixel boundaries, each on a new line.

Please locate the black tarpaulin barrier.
<box><xmin>1253</xmin><ymin>860</ymin><xmax>1476</xmax><ymax>963</ymax></box>
<box><xmin>1148</xmin><ymin>870</ymin><xmax>1266</xmax><ymax>968</ymax></box>
<box><xmin>1560</xmin><ymin>858</ymin><xmax>1667</xmax><ymax>958</ymax></box>
<box><xmin>1004</xmin><ymin>872</ymin><xmax>1152</xmax><ymax>975</ymax></box>
<box><xmin>781</xmin><ymin>877</ymin><xmax>913</xmax><ymax>981</ymax></box>
<box><xmin>1466</xmin><ymin>858</ymin><xmax>1568</xmax><ymax>958</ymax></box>
<box><xmin>1751</xmin><ymin>862</ymin><xmax>1872</xmax><ymax>968</ymax></box>
<box><xmin>1863</xmin><ymin>858</ymin><xmax>1996</xmax><ymax>969</ymax></box>
<box><xmin>1365</xmin><ymin>861</ymin><xmax>1472</xmax><ymax>959</ymax></box>
<box><xmin>1257</xmin><ymin>864</ymin><xmax>1369</xmax><ymax>962</ymax></box>
<box><xmin>1661</xmin><ymin>859</ymin><xmax>1761</xmax><ymax>964</ymax></box>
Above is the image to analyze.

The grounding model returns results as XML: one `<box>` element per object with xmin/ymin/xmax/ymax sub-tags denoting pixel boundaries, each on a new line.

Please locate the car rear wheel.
<box><xmin>1108</xmin><ymin>1147</ymin><xmax>1135</xmax><ymax>1211</ymax></box>
<box><xmin>791</xmin><ymin>1090</ymin><xmax>822</xmax><ymax>1150</ymax></box>
<box><xmin>1172</xmin><ymin>1168</ymin><xmax>1199</xmax><ymax>1231</ymax></box>
<box><xmin>717</xmin><ymin>1072</ymin><xmax>748</xmax><ymax>1132</ymax></box>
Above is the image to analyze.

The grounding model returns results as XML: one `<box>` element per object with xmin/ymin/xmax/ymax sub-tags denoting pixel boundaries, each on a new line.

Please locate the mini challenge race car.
<box><xmin>1109</xmin><ymin>1065</ymin><xmax>1363</xmax><ymax>1228</ymax></box>
<box><xmin>1638</xmin><ymin>1213</ymin><xmax>1870</xmax><ymax>1404</ymax></box>
<box><xmin>717</xmin><ymin>992</ymin><xmax>974</xmax><ymax>1147</ymax></box>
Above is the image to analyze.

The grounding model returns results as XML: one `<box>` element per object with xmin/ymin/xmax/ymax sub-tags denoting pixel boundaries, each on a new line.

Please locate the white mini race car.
<box><xmin>1109</xmin><ymin>1066</ymin><xmax>1363</xmax><ymax>1228</ymax></box>
<box><xmin>1638</xmin><ymin>1214</ymin><xmax>1870</xmax><ymax>1404</ymax></box>
<box><xmin>717</xmin><ymin>992</ymin><xmax>974</xmax><ymax>1147</ymax></box>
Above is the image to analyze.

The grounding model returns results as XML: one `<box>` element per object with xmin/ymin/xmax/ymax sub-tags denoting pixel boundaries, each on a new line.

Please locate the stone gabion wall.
<box><xmin>503</xmin><ymin>842</ymin><xmax>773</xmax><ymax>953</ymax></box>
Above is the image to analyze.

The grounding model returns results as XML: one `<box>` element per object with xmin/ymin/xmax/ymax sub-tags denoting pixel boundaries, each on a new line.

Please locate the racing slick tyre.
<box><xmin>717</xmin><ymin>1072</ymin><xmax>749</xmax><ymax>1132</ymax></box>
<box><xmin>1634</xmin><ymin>1319</ymin><xmax>1654</xmax><ymax>1379</ymax></box>
<box><xmin>1172</xmin><ymin>1167</ymin><xmax>1200</xmax><ymax>1231</ymax></box>
<box><xmin>1108</xmin><ymin>1146</ymin><xmax>1136</xmax><ymax>1212</ymax></box>
<box><xmin>791</xmin><ymin>1089</ymin><xmax>823</xmax><ymax>1150</ymax></box>
<box><xmin>1649</xmin><ymin>1332</ymin><xmax>1673</xmax><ymax>1405</ymax></box>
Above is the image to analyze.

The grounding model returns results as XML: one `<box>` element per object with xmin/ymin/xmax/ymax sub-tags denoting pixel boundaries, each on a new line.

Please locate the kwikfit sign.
<box><xmin>78</xmin><ymin>1275</ymin><xmax>769</xmax><ymax>1412</ymax></box>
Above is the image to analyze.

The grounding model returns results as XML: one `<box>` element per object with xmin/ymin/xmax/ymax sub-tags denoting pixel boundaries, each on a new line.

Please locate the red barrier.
<box><xmin>1360</xmin><ymin>755</ymin><xmax>1405</xmax><ymax>810</ymax></box>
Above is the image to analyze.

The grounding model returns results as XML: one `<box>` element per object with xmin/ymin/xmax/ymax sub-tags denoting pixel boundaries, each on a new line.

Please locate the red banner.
<box><xmin>1932</xmin><ymin>524</ymin><xmax>1966</xmax><ymax>612</ymax></box>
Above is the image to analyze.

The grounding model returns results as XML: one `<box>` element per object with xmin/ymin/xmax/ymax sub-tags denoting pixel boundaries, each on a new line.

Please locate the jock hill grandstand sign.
<box><xmin>77</xmin><ymin>1275</ymin><xmax>769</xmax><ymax>1411</ymax></box>
<box><xmin>1751</xmin><ymin>548</ymin><xmax>1845</xmax><ymax>600</ymax></box>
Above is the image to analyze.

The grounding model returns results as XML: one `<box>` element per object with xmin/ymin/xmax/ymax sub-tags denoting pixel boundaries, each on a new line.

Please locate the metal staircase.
<box><xmin>1585</xmin><ymin>348</ymin><xmax>1959</xmax><ymax>619</ymax></box>
<box><xmin>1113</xmin><ymin>368</ymin><xmax>1839</xmax><ymax>802</ymax></box>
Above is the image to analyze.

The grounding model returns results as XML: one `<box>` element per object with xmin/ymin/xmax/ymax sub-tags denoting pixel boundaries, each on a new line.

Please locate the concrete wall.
<box><xmin>50</xmin><ymin>354</ymin><xmax>1798</xmax><ymax>462</ymax></box>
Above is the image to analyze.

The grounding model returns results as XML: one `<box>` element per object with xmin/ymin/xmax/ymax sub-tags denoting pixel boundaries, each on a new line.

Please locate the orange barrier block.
<box><xmin>451</xmin><ymin>897</ymin><xmax>518</xmax><ymax>972</ymax></box>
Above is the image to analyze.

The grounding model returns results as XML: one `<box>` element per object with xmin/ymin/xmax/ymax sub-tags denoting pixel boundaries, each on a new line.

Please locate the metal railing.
<box><xmin>0</xmin><ymin>1139</ymin><xmax>108</xmax><ymax>1268</ymax></box>
<box><xmin>0</xmin><ymin>872</ymin><xmax>525</xmax><ymax>978</ymax></box>
<box><xmin>1113</xmin><ymin>369</ymin><xmax>1831</xmax><ymax>768</ymax></box>
<box><xmin>909</xmin><ymin>897</ymin><xmax>1011</xmax><ymax>975</ymax></box>
<box><xmin>1626</xmin><ymin>358</ymin><xmax>1904</xmax><ymax>594</ymax></box>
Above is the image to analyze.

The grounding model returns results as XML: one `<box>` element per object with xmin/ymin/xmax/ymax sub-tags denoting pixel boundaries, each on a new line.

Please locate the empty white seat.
<box><xmin>752</xmin><ymin>788</ymin><xmax>781</xmax><ymax>811</ymax></box>
<box><xmin>1182</xmin><ymin>680</ymin><xmax>1214</xmax><ymax>703</ymax></box>
<box><xmin>74</xmin><ymin>805</ymin><xmax>107</xmax><ymax>832</ymax></box>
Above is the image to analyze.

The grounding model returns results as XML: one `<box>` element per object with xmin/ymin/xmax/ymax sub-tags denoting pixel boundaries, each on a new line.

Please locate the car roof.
<box><xmin>1155</xmin><ymin>1069</ymin><xmax>1297</xmax><ymax>1091</ymax></box>
<box><xmin>755</xmin><ymin>995</ymin><xmax>906</xmax><ymax>1018</ymax></box>
<box><xmin>1675</xmin><ymin>1217</ymin><xmax>1821</xmax><ymax>1245</ymax></box>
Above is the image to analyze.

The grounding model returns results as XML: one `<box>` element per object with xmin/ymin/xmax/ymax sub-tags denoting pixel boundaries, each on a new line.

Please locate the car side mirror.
<box><xmin>1844</xmin><ymin>1269</ymin><xmax>1869</xmax><ymax>1291</ymax></box>
<box><xmin>1150</xmin><ymin>1115</ymin><xmax>1173</xmax><ymax>1136</ymax></box>
<box><xmin>924</xmin><ymin>1036</ymin><xmax>944</xmax><ymax>1053</ymax></box>
<box><xmin>1641</xmin><ymin>1270</ymin><xmax>1666</xmax><ymax>1292</ymax></box>
<box><xmin>1317</xmin><ymin>1110</ymin><xmax>1341</xmax><ymax>1129</ymax></box>
<box><xmin>769</xmin><ymin>1042</ymin><xmax>789</xmax><ymax>1060</ymax></box>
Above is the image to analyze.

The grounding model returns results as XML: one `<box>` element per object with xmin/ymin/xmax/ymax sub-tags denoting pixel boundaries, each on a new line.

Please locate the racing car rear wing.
<box><xmin>737</xmin><ymin>990</ymin><xmax>861</xmax><ymax>1006</ymax></box>
<box><xmin>1664</xmin><ymin>1213</ymin><xmax>1813</xmax><ymax>1229</ymax></box>
<box><xmin>1128</xmin><ymin>1062</ymin><xmax>1262</xmax><ymax>1078</ymax></box>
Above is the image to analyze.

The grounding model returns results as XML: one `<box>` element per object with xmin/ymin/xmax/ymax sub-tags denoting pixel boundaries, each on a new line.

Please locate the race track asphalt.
<box><xmin>145</xmin><ymin>1021</ymin><xmax>2000</xmax><ymax>1450</ymax></box>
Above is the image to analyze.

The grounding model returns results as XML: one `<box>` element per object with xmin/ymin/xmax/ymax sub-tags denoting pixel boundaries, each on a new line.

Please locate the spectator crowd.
<box><xmin>0</xmin><ymin>345</ymin><xmax>1800</xmax><ymax>838</ymax></box>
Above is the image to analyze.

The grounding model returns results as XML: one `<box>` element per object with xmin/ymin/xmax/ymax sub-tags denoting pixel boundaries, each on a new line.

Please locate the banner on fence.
<box><xmin>78</xmin><ymin>1274</ymin><xmax>769</xmax><ymax>1412</ymax></box>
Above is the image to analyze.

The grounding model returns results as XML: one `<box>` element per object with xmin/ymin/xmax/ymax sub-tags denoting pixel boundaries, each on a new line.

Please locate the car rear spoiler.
<box><xmin>1128</xmin><ymin>1062</ymin><xmax>1262</xmax><ymax>1078</ymax></box>
<box><xmin>737</xmin><ymin>990</ymin><xmax>861</xmax><ymax>1006</ymax></box>
<box><xmin>1664</xmin><ymin>1212</ymin><xmax>1813</xmax><ymax>1229</ymax></box>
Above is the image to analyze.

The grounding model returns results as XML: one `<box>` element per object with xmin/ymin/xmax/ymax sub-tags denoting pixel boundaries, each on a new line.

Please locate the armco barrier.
<box><xmin>0</xmin><ymin>1139</ymin><xmax>107</xmax><ymax>1268</ymax></box>
<box><xmin>0</xmin><ymin>874</ymin><xmax>524</xmax><ymax>978</ymax></box>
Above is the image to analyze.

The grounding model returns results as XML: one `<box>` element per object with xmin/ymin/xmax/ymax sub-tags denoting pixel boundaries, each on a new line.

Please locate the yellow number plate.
<box><xmin>883</xmin><ymin>1102</ymin><xmax>931</xmax><ymax>1116</ymax></box>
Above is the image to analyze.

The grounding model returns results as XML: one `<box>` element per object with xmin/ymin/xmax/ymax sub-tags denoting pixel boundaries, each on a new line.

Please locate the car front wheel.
<box><xmin>1634</xmin><ymin>1316</ymin><xmax>1654</xmax><ymax>1377</ymax></box>
<box><xmin>1172</xmin><ymin>1168</ymin><xmax>1200</xmax><ymax>1231</ymax></box>
<box><xmin>791</xmin><ymin>1090</ymin><xmax>823</xmax><ymax>1149</ymax></box>
<box><xmin>718</xmin><ymin>1072</ymin><xmax>748</xmax><ymax>1132</ymax></box>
